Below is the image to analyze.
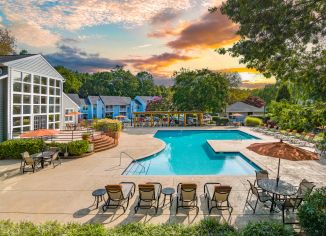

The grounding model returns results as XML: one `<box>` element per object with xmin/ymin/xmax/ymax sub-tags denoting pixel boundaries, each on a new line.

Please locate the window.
<box><xmin>22</xmin><ymin>116</ymin><xmax>30</xmax><ymax>126</ymax></box>
<box><xmin>55</xmin><ymin>106</ymin><xmax>60</xmax><ymax>113</ymax></box>
<box><xmin>248</xmin><ymin>112</ymin><xmax>253</xmax><ymax>115</ymax></box>
<box><xmin>23</xmin><ymin>105</ymin><xmax>30</xmax><ymax>114</ymax></box>
<box><xmin>13</xmin><ymin>105</ymin><xmax>21</xmax><ymax>115</ymax></box>
<box><xmin>34</xmin><ymin>75</ymin><xmax>40</xmax><ymax>84</ymax></box>
<box><xmin>12</xmin><ymin>71</ymin><xmax>21</xmax><ymax>81</ymax></box>
<box><xmin>41</xmin><ymin>105</ymin><xmax>47</xmax><ymax>113</ymax></box>
<box><xmin>56</xmin><ymin>80</ymin><xmax>60</xmax><ymax>87</ymax></box>
<box><xmin>23</xmin><ymin>95</ymin><xmax>31</xmax><ymax>104</ymax></box>
<box><xmin>23</xmin><ymin>83</ymin><xmax>31</xmax><ymax>93</ymax></box>
<box><xmin>55</xmin><ymin>97</ymin><xmax>60</xmax><ymax>104</ymax></box>
<box><xmin>83</xmin><ymin>105</ymin><xmax>88</xmax><ymax>110</ymax></box>
<box><xmin>41</xmin><ymin>96</ymin><xmax>47</xmax><ymax>104</ymax></box>
<box><xmin>34</xmin><ymin>96</ymin><xmax>40</xmax><ymax>104</ymax></box>
<box><xmin>49</xmin><ymin>97</ymin><xmax>54</xmax><ymax>104</ymax></box>
<box><xmin>13</xmin><ymin>117</ymin><xmax>21</xmax><ymax>126</ymax></box>
<box><xmin>23</xmin><ymin>73</ymin><xmax>31</xmax><ymax>83</ymax></box>
<box><xmin>13</xmin><ymin>82</ymin><xmax>22</xmax><ymax>92</ymax></box>
<box><xmin>49</xmin><ymin>106</ymin><xmax>54</xmax><ymax>113</ymax></box>
<box><xmin>41</xmin><ymin>77</ymin><xmax>47</xmax><ymax>85</ymax></box>
<box><xmin>49</xmin><ymin>87</ymin><xmax>55</xmax><ymax>95</ymax></box>
<box><xmin>13</xmin><ymin>94</ymin><xmax>21</xmax><ymax>104</ymax></box>
<box><xmin>106</xmin><ymin>105</ymin><xmax>113</xmax><ymax>110</ymax></box>
<box><xmin>49</xmin><ymin>78</ymin><xmax>55</xmax><ymax>86</ymax></box>
<box><xmin>33</xmin><ymin>105</ymin><xmax>40</xmax><ymax>113</ymax></box>
<box><xmin>33</xmin><ymin>85</ymin><xmax>40</xmax><ymax>93</ymax></box>
<box><xmin>65</xmin><ymin>108</ymin><xmax>73</xmax><ymax>122</ymax></box>
<box><xmin>41</xmin><ymin>86</ymin><xmax>47</xmax><ymax>94</ymax></box>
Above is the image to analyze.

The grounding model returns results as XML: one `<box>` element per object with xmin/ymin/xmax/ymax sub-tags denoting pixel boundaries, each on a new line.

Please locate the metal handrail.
<box><xmin>119</xmin><ymin>151</ymin><xmax>145</xmax><ymax>171</ymax></box>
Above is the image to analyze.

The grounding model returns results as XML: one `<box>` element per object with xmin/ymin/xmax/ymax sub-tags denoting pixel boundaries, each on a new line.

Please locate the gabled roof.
<box><xmin>100</xmin><ymin>96</ymin><xmax>131</xmax><ymax>106</ymax></box>
<box><xmin>66</xmin><ymin>94</ymin><xmax>84</xmax><ymax>107</ymax></box>
<box><xmin>226</xmin><ymin>102</ymin><xmax>265</xmax><ymax>113</ymax></box>
<box><xmin>0</xmin><ymin>54</ymin><xmax>64</xmax><ymax>80</ymax></box>
<box><xmin>63</xmin><ymin>93</ymin><xmax>80</xmax><ymax>108</ymax></box>
<box><xmin>87</xmin><ymin>96</ymin><xmax>102</xmax><ymax>105</ymax></box>
<box><xmin>0</xmin><ymin>54</ymin><xmax>37</xmax><ymax>64</ymax></box>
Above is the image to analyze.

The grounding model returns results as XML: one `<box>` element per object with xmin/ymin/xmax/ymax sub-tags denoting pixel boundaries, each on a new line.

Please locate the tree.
<box><xmin>216</xmin><ymin>0</ymin><xmax>326</xmax><ymax>101</ymax></box>
<box><xmin>173</xmin><ymin>69</ymin><xmax>229</xmax><ymax>112</ymax></box>
<box><xmin>55</xmin><ymin>66</ymin><xmax>82</xmax><ymax>94</ymax></box>
<box><xmin>243</xmin><ymin>95</ymin><xmax>265</xmax><ymax>108</ymax></box>
<box><xmin>146</xmin><ymin>96</ymin><xmax>174</xmax><ymax>111</ymax></box>
<box><xmin>19</xmin><ymin>49</ymin><xmax>28</xmax><ymax>55</ymax></box>
<box><xmin>275</xmin><ymin>84</ymin><xmax>291</xmax><ymax>102</ymax></box>
<box><xmin>0</xmin><ymin>29</ymin><xmax>16</xmax><ymax>55</ymax></box>
<box><xmin>225</xmin><ymin>72</ymin><xmax>241</xmax><ymax>88</ymax></box>
<box><xmin>251</xmin><ymin>84</ymin><xmax>278</xmax><ymax>106</ymax></box>
<box><xmin>136</xmin><ymin>71</ymin><xmax>156</xmax><ymax>95</ymax></box>
<box><xmin>228</xmin><ymin>88</ymin><xmax>251</xmax><ymax>105</ymax></box>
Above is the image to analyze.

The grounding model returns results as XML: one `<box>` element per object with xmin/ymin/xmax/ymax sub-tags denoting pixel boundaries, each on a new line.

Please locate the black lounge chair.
<box><xmin>20</xmin><ymin>152</ymin><xmax>42</xmax><ymax>173</ymax></box>
<box><xmin>204</xmin><ymin>183</ymin><xmax>233</xmax><ymax>214</ymax></box>
<box><xmin>134</xmin><ymin>182</ymin><xmax>162</xmax><ymax>214</ymax></box>
<box><xmin>245</xmin><ymin>180</ymin><xmax>272</xmax><ymax>213</ymax></box>
<box><xmin>176</xmin><ymin>183</ymin><xmax>199</xmax><ymax>214</ymax></box>
<box><xmin>102</xmin><ymin>182</ymin><xmax>135</xmax><ymax>213</ymax></box>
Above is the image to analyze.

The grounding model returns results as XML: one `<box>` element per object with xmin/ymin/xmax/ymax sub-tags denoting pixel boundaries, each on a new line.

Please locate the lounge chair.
<box><xmin>245</xmin><ymin>180</ymin><xmax>272</xmax><ymax>214</ymax></box>
<box><xmin>134</xmin><ymin>182</ymin><xmax>162</xmax><ymax>214</ymax></box>
<box><xmin>102</xmin><ymin>182</ymin><xmax>135</xmax><ymax>213</ymax></box>
<box><xmin>254</xmin><ymin>170</ymin><xmax>269</xmax><ymax>186</ymax></box>
<box><xmin>176</xmin><ymin>183</ymin><xmax>199</xmax><ymax>214</ymax></box>
<box><xmin>20</xmin><ymin>152</ymin><xmax>42</xmax><ymax>173</ymax></box>
<box><xmin>204</xmin><ymin>183</ymin><xmax>233</xmax><ymax>214</ymax></box>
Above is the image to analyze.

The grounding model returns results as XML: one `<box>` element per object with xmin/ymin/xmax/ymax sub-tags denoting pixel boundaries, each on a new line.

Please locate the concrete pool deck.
<box><xmin>0</xmin><ymin>127</ymin><xmax>325</xmax><ymax>228</ymax></box>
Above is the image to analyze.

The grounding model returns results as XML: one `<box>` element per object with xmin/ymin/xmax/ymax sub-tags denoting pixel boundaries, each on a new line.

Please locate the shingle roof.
<box><xmin>100</xmin><ymin>96</ymin><xmax>131</xmax><ymax>106</ymax></box>
<box><xmin>66</xmin><ymin>94</ymin><xmax>84</xmax><ymax>107</ymax></box>
<box><xmin>87</xmin><ymin>96</ymin><xmax>101</xmax><ymax>105</ymax></box>
<box><xmin>0</xmin><ymin>54</ymin><xmax>37</xmax><ymax>64</ymax></box>
<box><xmin>226</xmin><ymin>102</ymin><xmax>265</xmax><ymax>113</ymax></box>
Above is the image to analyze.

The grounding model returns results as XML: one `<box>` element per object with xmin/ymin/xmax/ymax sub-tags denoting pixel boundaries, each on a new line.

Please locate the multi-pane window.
<box><xmin>11</xmin><ymin>70</ymin><xmax>62</xmax><ymax>134</ymax></box>
<box><xmin>65</xmin><ymin>108</ymin><xmax>74</xmax><ymax>122</ymax></box>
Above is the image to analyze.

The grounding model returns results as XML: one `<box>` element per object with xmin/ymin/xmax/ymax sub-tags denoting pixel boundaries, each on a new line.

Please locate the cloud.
<box><xmin>124</xmin><ymin>52</ymin><xmax>196</xmax><ymax>73</ymax></box>
<box><xmin>1</xmin><ymin>0</ymin><xmax>209</xmax><ymax>31</ymax></box>
<box><xmin>150</xmin><ymin>8</ymin><xmax>181</xmax><ymax>25</ymax></box>
<box><xmin>148</xmin><ymin>21</ymin><xmax>190</xmax><ymax>38</ymax></box>
<box><xmin>218</xmin><ymin>67</ymin><xmax>260</xmax><ymax>74</ymax></box>
<box><xmin>133</xmin><ymin>44</ymin><xmax>152</xmax><ymax>49</ymax></box>
<box><xmin>167</xmin><ymin>8</ymin><xmax>239</xmax><ymax>50</ymax></box>
<box><xmin>45</xmin><ymin>44</ymin><xmax>125</xmax><ymax>72</ymax></box>
<box><xmin>4</xmin><ymin>11</ymin><xmax>60</xmax><ymax>47</ymax></box>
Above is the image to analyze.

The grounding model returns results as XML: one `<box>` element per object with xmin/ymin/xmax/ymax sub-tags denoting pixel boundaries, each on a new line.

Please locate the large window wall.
<box><xmin>11</xmin><ymin>70</ymin><xmax>61</xmax><ymax>136</ymax></box>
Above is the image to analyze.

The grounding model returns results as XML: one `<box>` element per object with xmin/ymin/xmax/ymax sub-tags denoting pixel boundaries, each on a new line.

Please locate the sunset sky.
<box><xmin>0</xmin><ymin>0</ymin><xmax>275</xmax><ymax>88</ymax></box>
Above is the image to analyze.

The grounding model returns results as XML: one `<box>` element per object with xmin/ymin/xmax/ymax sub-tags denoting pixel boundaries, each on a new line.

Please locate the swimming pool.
<box><xmin>123</xmin><ymin>130</ymin><xmax>261</xmax><ymax>176</ymax></box>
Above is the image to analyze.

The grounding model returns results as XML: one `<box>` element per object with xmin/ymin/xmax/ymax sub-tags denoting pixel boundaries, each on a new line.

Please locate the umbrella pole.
<box><xmin>276</xmin><ymin>158</ymin><xmax>281</xmax><ymax>186</ymax></box>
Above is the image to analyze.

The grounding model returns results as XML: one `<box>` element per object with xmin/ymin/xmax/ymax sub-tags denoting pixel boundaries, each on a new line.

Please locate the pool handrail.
<box><xmin>120</xmin><ymin>151</ymin><xmax>146</xmax><ymax>172</ymax></box>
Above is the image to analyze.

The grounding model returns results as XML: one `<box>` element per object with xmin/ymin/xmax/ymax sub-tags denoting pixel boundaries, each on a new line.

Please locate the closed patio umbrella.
<box><xmin>247</xmin><ymin>141</ymin><xmax>318</xmax><ymax>185</ymax></box>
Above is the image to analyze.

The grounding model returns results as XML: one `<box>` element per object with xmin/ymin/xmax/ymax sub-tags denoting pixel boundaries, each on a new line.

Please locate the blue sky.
<box><xmin>0</xmin><ymin>0</ymin><xmax>274</xmax><ymax>87</ymax></box>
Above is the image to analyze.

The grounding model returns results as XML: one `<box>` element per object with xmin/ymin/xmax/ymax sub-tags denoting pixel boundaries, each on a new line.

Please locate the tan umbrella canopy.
<box><xmin>64</xmin><ymin>111</ymin><xmax>82</xmax><ymax>116</ymax></box>
<box><xmin>231</xmin><ymin>113</ymin><xmax>243</xmax><ymax>117</ymax></box>
<box><xmin>247</xmin><ymin>141</ymin><xmax>318</xmax><ymax>185</ymax></box>
<box><xmin>115</xmin><ymin>115</ymin><xmax>127</xmax><ymax>119</ymax></box>
<box><xmin>20</xmin><ymin>129</ymin><xmax>59</xmax><ymax>138</ymax></box>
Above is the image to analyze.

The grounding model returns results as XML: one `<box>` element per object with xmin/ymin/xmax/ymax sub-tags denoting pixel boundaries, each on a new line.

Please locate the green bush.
<box><xmin>0</xmin><ymin>219</ymin><xmax>292</xmax><ymax>236</ymax></box>
<box><xmin>0</xmin><ymin>139</ymin><xmax>44</xmax><ymax>159</ymax></box>
<box><xmin>67</xmin><ymin>140</ymin><xmax>89</xmax><ymax>156</ymax></box>
<box><xmin>214</xmin><ymin>117</ymin><xmax>229</xmax><ymax>125</ymax></box>
<box><xmin>46</xmin><ymin>142</ymin><xmax>67</xmax><ymax>153</ymax></box>
<box><xmin>241</xmin><ymin>221</ymin><xmax>294</xmax><ymax>236</ymax></box>
<box><xmin>298</xmin><ymin>187</ymin><xmax>326</xmax><ymax>236</ymax></box>
<box><xmin>244</xmin><ymin>116</ymin><xmax>263</xmax><ymax>127</ymax></box>
<box><xmin>93</xmin><ymin>119</ymin><xmax>122</xmax><ymax>132</ymax></box>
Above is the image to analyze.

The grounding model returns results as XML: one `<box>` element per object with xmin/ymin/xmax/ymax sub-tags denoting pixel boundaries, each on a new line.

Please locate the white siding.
<box><xmin>3</xmin><ymin>55</ymin><xmax>63</xmax><ymax>80</ymax></box>
<box><xmin>61</xmin><ymin>93</ymin><xmax>80</xmax><ymax>128</ymax></box>
<box><xmin>0</xmin><ymin>78</ymin><xmax>6</xmax><ymax>141</ymax></box>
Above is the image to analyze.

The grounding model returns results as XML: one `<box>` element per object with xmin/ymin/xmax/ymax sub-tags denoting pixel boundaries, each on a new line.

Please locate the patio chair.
<box><xmin>254</xmin><ymin>170</ymin><xmax>269</xmax><ymax>186</ymax></box>
<box><xmin>275</xmin><ymin>196</ymin><xmax>303</xmax><ymax>224</ymax></box>
<box><xmin>43</xmin><ymin>151</ymin><xmax>61</xmax><ymax>168</ymax></box>
<box><xmin>295</xmin><ymin>179</ymin><xmax>315</xmax><ymax>198</ymax></box>
<box><xmin>176</xmin><ymin>183</ymin><xmax>199</xmax><ymax>214</ymax></box>
<box><xmin>20</xmin><ymin>152</ymin><xmax>42</xmax><ymax>173</ymax></box>
<box><xmin>102</xmin><ymin>182</ymin><xmax>135</xmax><ymax>213</ymax></box>
<box><xmin>134</xmin><ymin>182</ymin><xmax>162</xmax><ymax>214</ymax></box>
<box><xmin>204</xmin><ymin>183</ymin><xmax>233</xmax><ymax>214</ymax></box>
<box><xmin>245</xmin><ymin>180</ymin><xmax>272</xmax><ymax>214</ymax></box>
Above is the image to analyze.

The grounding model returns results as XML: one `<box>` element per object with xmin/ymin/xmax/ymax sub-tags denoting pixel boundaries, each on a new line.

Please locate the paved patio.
<box><xmin>0</xmin><ymin>127</ymin><xmax>325</xmax><ymax>228</ymax></box>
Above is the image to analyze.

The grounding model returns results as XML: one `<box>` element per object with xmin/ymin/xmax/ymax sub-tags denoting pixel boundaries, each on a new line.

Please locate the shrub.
<box><xmin>93</xmin><ymin>119</ymin><xmax>122</xmax><ymax>133</ymax></box>
<box><xmin>241</xmin><ymin>221</ymin><xmax>294</xmax><ymax>236</ymax></box>
<box><xmin>46</xmin><ymin>142</ymin><xmax>67</xmax><ymax>153</ymax></box>
<box><xmin>67</xmin><ymin>140</ymin><xmax>89</xmax><ymax>156</ymax></box>
<box><xmin>298</xmin><ymin>187</ymin><xmax>326</xmax><ymax>236</ymax></box>
<box><xmin>244</xmin><ymin>116</ymin><xmax>263</xmax><ymax>127</ymax></box>
<box><xmin>0</xmin><ymin>139</ymin><xmax>44</xmax><ymax>159</ymax></box>
<box><xmin>214</xmin><ymin>117</ymin><xmax>229</xmax><ymax>126</ymax></box>
<box><xmin>195</xmin><ymin>217</ymin><xmax>236</xmax><ymax>235</ymax></box>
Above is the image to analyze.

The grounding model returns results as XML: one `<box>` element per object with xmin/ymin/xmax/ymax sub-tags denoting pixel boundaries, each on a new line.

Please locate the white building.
<box><xmin>61</xmin><ymin>93</ymin><xmax>80</xmax><ymax>128</ymax></box>
<box><xmin>0</xmin><ymin>54</ymin><xmax>64</xmax><ymax>141</ymax></box>
<box><xmin>225</xmin><ymin>101</ymin><xmax>265</xmax><ymax>121</ymax></box>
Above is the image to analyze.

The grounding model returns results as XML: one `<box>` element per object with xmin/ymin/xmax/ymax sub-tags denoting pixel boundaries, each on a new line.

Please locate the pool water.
<box><xmin>123</xmin><ymin>130</ymin><xmax>261</xmax><ymax>176</ymax></box>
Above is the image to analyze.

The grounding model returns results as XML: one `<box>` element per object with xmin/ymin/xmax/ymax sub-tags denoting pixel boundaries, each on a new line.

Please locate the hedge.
<box><xmin>93</xmin><ymin>119</ymin><xmax>122</xmax><ymax>133</ymax></box>
<box><xmin>67</xmin><ymin>140</ymin><xmax>89</xmax><ymax>156</ymax></box>
<box><xmin>213</xmin><ymin>117</ymin><xmax>230</xmax><ymax>126</ymax></box>
<box><xmin>0</xmin><ymin>139</ymin><xmax>44</xmax><ymax>159</ymax></box>
<box><xmin>244</xmin><ymin>116</ymin><xmax>263</xmax><ymax>127</ymax></box>
<box><xmin>0</xmin><ymin>219</ymin><xmax>293</xmax><ymax>236</ymax></box>
<box><xmin>298</xmin><ymin>187</ymin><xmax>326</xmax><ymax>236</ymax></box>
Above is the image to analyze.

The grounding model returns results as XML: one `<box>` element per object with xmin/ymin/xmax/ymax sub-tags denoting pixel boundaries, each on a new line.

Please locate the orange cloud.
<box><xmin>218</xmin><ymin>67</ymin><xmax>260</xmax><ymax>74</ymax></box>
<box><xmin>125</xmin><ymin>53</ymin><xmax>196</xmax><ymax>73</ymax></box>
<box><xmin>167</xmin><ymin>8</ymin><xmax>239</xmax><ymax>50</ymax></box>
<box><xmin>148</xmin><ymin>21</ymin><xmax>190</xmax><ymax>38</ymax></box>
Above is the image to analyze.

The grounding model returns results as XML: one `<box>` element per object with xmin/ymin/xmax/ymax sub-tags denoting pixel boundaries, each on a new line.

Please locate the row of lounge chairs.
<box><xmin>102</xmin><ymin>182</ymin><xmax>232</xmax><ymax>215</ymax></box>
<box><xmin>253</xmin><ymin>126</ymin><xmax>321</xmax><ymax>147</ymax></box>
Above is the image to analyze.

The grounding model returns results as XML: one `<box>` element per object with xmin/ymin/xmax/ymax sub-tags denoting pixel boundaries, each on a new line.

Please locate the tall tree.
<box><xmin>216</xmin><ymin>0</ymin><xmax>326</xmax><ymax>101</ymax></box>
<box><xmin>19</xmin><ymin>49</ymin><xmax>29</xmax><ymax>55</ymax></box>
<box><xmin>252</xmin><ymin>84</ymin><xmax>278</xmax><ymax>106</ymax></box>
<box><xmin>136</xmin><ymin>71</ymin><xmax>156</xmax><ymax>95</ymax></box>
<box><xmin>55</xmin><ymin>66</ymin><xmax>82</xmax><ymax>94</ymax></box>
<box><xmin>0</xmin><ymin>29</ymin><xmax>16</xmax><ymax>55</ymax></box>
<box><xmin>173</xmin><ymin>69</ymin><xmax>229</xmax><ymax>112</ymax></box>
<box><xmin>276</xmin><ymin>84</ymin><xmax>291</xmax><ymax>102</ymax></box>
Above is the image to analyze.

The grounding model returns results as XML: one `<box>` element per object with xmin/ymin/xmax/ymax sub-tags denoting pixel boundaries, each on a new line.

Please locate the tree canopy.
<box><xmin>173</xmin><ymin>69</ymin><xmax>229</xmax><ymax>113</ymax></box>
<box><xmin>217</xmin><ymin>0</ymin><xmax>326</xmax><ymax>101</ymax></box>
<box><xmin>0</xmin><ymin>29</ymin><xmax>16</xmax><ymax>56</ymax></box>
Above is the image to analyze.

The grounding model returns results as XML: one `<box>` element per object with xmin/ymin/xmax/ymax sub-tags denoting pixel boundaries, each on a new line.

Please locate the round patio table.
<box><xmin>258</xmin><ymin>179</ymin><xmax>297</xmax><ymax>212</ymax></box>
<box><xmin>92</xmin><ymin>189</ymin><xmax>106</xmax><ymax>209</ymax></box>
<box><xmin>162</xmin><ymin>187</ymin><xmax>175</xmax><ymax>208</ymax></box>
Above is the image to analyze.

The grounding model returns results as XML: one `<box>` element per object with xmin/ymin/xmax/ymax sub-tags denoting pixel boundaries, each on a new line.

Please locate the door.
<box><xmin>34</xmin><ymin>115</ymin><xmax>47</xmax><ymax>130</ymax></box>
